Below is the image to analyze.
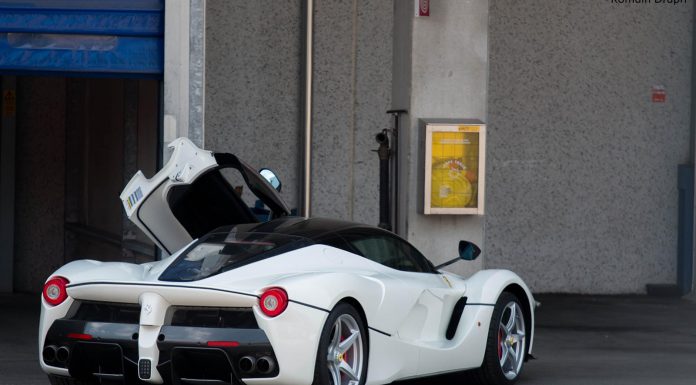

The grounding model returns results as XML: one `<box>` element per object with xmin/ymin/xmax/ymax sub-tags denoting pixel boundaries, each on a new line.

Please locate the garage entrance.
<box><xmin>0</xmin><ymin>0</ymin><xmax>164</xmax><ymax>293</ymax></box>
<box><xmin>1</xmin><ymin>77</ymin><xmax>160</xmax><ymax>293</ymax></box>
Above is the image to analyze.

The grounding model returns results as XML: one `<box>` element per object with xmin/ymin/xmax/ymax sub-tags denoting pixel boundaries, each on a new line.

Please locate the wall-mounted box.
<box><xmin>423</xmin><ymin>120</ymin><xmax>485</xmax><ymax>215</ymax></box>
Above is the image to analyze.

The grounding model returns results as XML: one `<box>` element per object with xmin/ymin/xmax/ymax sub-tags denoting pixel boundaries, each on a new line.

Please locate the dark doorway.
<box><xmin>7</xmin><ymin>76</ymin><xmax>159</xmax><ymax>293</ymax></box>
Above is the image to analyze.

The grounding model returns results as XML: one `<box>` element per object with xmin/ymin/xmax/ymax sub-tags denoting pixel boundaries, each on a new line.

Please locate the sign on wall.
<box><xmin>415</xmin><ymin>0</ymin><xmax>430</xmax><ymax>17</ymax></box>
<box><xmin>424</xmin><ymin>122</ymin><xmax>486</xmax><ymax>215</ymax></box>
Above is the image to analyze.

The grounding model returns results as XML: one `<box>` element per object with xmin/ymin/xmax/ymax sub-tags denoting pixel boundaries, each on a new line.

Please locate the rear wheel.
<box><xmin>313</xmin><ymin>302</ymin><xmax>368</xmax><ymax>385</ymax></box>
<box><xmin>470</xmin><ymin>292</ymin><xmax>527</xmax><ymax>385</ymax></box>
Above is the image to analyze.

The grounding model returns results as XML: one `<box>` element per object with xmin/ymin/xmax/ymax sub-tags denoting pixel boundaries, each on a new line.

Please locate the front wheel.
<box><xmin>313</xmin><ymin>303</ymin><xmax>368</xmax><ymax>385</ymax></box>
<box><xmin>470</xmin><ymin>292</ymin><xmax>528</xmax><ymax>385</ymax></box>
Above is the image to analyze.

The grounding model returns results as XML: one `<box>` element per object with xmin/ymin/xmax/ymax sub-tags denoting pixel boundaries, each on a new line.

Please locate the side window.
<box><xmin>340</xmin><ymin>232</ymin><xmax>434</xmax><ymax>273</ymax></box>
<box><xmin>316</xmin><ymin>234</ymin><xmax>354</xmax><ymax>254</ymax></box>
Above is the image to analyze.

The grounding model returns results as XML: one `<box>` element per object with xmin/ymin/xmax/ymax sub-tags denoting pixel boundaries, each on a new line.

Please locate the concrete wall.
<box><xmin>205</xmin><ymin>0</ymin><xmax>303</xmax><ymax>211</ymax></box>
<box><xmin>14</xmin><ymin>77</ymin><xmax>66</xmax><ymax>293</ymax></box>
<box><xmin>203</xmin><ymin>0</ymin><xmax>692</xmax><ymax>295</ymax></box>
<box><xmin>311</xmin><ymin>0</ymin><xmax>393</xmax><ymax>224</ymax></box>
<box><xmin>403</xmin><ymin>0</ymin><xmax>489</xmax><ymax>276</ymax></box>
<box><xmin>205</xmin><ymin>0</ymin><xmax>393</xmax><ymax>223</ymax></box>
<box><xmin>486</xmin><ymin>1</ymin><xmax>693</xmax><ymax>293</ymax></box>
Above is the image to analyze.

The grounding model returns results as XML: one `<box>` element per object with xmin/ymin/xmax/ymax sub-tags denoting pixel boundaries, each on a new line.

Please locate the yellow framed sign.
<box><xmin>424</xmin><ymin>123</ymin><xmax>485</xmax><ymax>215</ymax></box>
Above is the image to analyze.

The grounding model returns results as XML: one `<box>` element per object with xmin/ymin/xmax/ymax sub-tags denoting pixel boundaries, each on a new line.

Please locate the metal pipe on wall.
<box><xmin>301</xmin><ymin>0</ymin><xmax>314</xmax><ymax>218</ymax></box>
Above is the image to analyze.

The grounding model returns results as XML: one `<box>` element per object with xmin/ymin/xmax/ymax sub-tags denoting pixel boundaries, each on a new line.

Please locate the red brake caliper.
<box><xmin>341</xmin><ymin>334</ymin><xmax>350</xmax><ymax>363</ymax></box>
<box><xmin>497</xmin><ymin>328</ymin><xmax>503</xmax><ymax>359</ymax></box>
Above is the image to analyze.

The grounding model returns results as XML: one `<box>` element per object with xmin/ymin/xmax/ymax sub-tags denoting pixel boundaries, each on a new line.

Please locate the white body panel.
<box><xmin>40</xmin><ymin>244</ymin><xmax>535</xmax><ymax>384</ymax></box>
<box><xmin>120</xmin><ymin>137</ymin><xmax>218</xmax><ymax>255</ymax></box>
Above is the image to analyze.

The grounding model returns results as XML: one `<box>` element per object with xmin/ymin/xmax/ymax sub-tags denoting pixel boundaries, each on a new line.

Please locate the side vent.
<box><xmin>445</xmin><ymin>297</ymin><xmax>468</xmax><ymax>340</ymax></box>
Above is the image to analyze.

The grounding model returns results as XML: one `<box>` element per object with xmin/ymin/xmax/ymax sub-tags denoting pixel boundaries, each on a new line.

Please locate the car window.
<box><xmin>315</xmin><ymin>234</ymin><xmax>355</xmax><ymax>254</ymax></box>
<box><xmin>339</xmin><ymin>231</ymin><xmax>435</xmax><ymax>273</ymax></box>
<box><xmin>159</xmin><ymin>231</ymin><xmax>312</xmax><ymax>282</ymax></box>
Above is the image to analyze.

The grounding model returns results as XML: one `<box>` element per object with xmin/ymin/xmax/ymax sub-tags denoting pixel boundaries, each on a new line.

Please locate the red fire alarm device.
<box><xmin>652</xmin><ymin>86</ymin><xmax>666</xmax><ymax>103</ymax></box>
<box><xmin>415</xmin><ymin>0</ymin><xmax>429</xmax><ymax>17</ymax></box>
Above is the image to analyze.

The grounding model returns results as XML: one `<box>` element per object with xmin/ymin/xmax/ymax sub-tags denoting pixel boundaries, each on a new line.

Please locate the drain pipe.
<box><xmin>388</xmin><ymin>110</ymin><xmax>407</xmax><ymax>233</ymax></box>
<box><xmin>301</xmin><ymin>0</ymin><xmax>314</xmax><ymax>218</ymax></box>
<box><xmin>376</xmin><ymin>131</ymin><xmax>391</xmax><ymax>231</ymax></box>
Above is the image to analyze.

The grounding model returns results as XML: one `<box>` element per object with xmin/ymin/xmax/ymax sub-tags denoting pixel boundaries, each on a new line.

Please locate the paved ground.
<box><xmin>2</xmin><ymin>293</ymin><xmax>695</xmax><ymax>384</ymax></box>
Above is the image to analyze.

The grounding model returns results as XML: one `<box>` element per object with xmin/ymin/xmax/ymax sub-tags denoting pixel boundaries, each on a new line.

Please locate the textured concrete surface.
<box><xmin>205</xmin><ymin>0</ymin><xmax>303</xmax><ymax>210</ymax></box>
<box><xmin>189</xmin><ymin>0</ymin><xmax>206</xmax><ymax>147</ymax></box>
<box><xmin>312</xmin><ymin>0</ymin><xmax>358</xmax><ymax>220</ymax></box>
<box><xmin>405</xmin><ymin>0</ymin><xmax>489</xmax><ymax>277</ymax></box>
<box><xmin>486</xmin><ymin>1</ymin><xmax>693</xmax><ymax>293</ymax></box>
<box><xmin>351</xmin><ymin>0</ymin><xmax>393</xmax><ymax>225</ymax></box>
<box><xmin>0</xmin><ymin>294</ymin><xmax>45</xmax><ymax>385</ymax></box>
<box><xmin>205</xmin><ymin>0</ymin><xmax>392</xmax><ymax>223</ymax></box>
<box><xmin>311</xmin><ymin>0</ymin><xmax>393</xmax><ymax>225</ymax></box>
<box><xmin>14</xmin><ymin>77</ymin><xmax>67</xmax><ymax>293</ymax></box>
<box><xmin>6</xmin><ymin>294</ymin><xmax>695</xmax><ymax>384</ymax></box>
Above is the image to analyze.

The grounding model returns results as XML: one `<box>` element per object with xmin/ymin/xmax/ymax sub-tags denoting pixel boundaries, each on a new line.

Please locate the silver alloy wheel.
<box><xmin>326</xmin><ymin>314</ymin><xmax>364</xmax><ymax>385</ymax></box>
<box><xmin>497</xmin><ymin>301</ymin><xmax>526</xmax><ymax>380</ymax></box>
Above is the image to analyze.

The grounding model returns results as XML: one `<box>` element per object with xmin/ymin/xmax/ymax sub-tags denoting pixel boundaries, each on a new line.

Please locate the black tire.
<box><xmin>468</xmin><ymin>292</ymin><xmax>528</xmax><ymax>385</ymax></box>
<box><xmin>313</xmin><ymin>302</ymin><xmax>369</xmax><ymax>385</ymax></box>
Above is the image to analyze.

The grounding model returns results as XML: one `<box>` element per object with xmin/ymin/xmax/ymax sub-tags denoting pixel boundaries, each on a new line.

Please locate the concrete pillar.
<box><xmin>401</xmin><ymin>0</ymin><xmax>489</xmax><ymax>276</ymax></box>
<box><xmin>163</xmin><ymin>0</ymin><xmax>205</xmax><ymax>155</ymax></box>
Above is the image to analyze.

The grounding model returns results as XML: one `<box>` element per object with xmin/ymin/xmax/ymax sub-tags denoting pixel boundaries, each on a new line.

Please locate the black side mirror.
<box><xmin>259</xmin><ymin>168</ymin><xmax>282</xmax><ymax>192</ymax></box>
<box><xmin>434</xmin><ymin>240</ymin><xmax>481</xmax><ymax>270</ymax></box>
<box><xmin>458</xmin><ymin>240</ymin><xmax>481</xmax><ymax>261</ymax></box>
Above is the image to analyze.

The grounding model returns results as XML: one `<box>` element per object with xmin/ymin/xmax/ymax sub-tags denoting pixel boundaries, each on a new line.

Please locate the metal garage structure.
<box><xmin>0</xmin><ymin>0</ymin><xmax>166</xmax><ymax>293</ymax></box>
<box><xmin>0</xmin><ymin>0</ymin><xmax>163</xmax><ymax>76</ymax></box>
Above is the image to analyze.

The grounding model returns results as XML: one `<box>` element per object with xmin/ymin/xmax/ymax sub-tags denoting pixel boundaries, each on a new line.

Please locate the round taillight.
<box><xmin>43</xmin><ymin>277</ymin><xmax>69</xmax><ymax>306</ymax></box>
<box><xmin>259</xmin><ymin>287</ymin><xmax>288</xmax><ymax>317</ymax></box>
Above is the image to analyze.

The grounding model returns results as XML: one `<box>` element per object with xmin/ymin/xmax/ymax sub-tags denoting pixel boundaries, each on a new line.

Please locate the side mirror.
<box><xmin>434</xmin><ymin>240</ymin><xmax>481</xmax><ymax>270</ymax></box>
<box><xmin>459</xmin><ymin>240</ymin><xmax>481</xmax><ymax>261</ymax></box>
<box><xmin>259</xmin><ymin>168</ymin><xmax>282</xmax><ymax>192</ymax></box>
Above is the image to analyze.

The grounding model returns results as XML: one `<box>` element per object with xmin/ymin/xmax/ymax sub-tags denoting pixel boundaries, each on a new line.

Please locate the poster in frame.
<box><xmin>424</xmin><ymin>122</ymin><xmax>486</xmax><ymax>215</ymax></box>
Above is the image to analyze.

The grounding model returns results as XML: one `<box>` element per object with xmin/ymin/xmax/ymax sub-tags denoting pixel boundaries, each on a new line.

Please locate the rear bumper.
<box><xmin>41</xmin><ymin>303</ymin><xmax>328</xmax><ymax>385</ymax></box>
<box><xmin>42</xmin><ymin>319</ymin><xmax>277</xmax><ymax>385</ymax></box>
<box><xmin>40</xmin><ymin>282</ymin><xmax>329</xmax><ymax>385</ymax></box>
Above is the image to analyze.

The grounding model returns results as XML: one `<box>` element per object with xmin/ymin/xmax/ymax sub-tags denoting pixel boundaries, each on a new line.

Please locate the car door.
<box><xmin>338</xmin><ymin>230</ymin><xmax>465</xmax><ymax>343</ymax></box>
<box><xmin>120</xmin><ymin>138</ymin><xmax>290</xmax><ymax>255</ymax></box>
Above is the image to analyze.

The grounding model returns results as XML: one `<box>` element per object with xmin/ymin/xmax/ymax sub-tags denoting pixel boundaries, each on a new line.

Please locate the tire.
<box><xmin>313</xmin><ymin>302</ymin><xmax>369</xmax><ymax>385</ymax></box>
<box><xmin>469</xmin><ymin>292</ymin><xmax>528</xmax><ymax>385</ymax></box>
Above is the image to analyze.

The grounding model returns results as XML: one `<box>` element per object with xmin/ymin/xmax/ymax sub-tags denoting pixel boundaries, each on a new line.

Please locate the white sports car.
<box><xmin>39</xmin><ymin>138</ymin><xmax>535</xmax><ymax>385</ymax></box>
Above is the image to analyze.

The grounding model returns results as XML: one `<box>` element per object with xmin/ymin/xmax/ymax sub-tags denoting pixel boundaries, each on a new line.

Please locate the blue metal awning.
<box><xmin>0</xmin><ymin>0</ymin><xmax>164</xmax><ymax>77</ymax></box>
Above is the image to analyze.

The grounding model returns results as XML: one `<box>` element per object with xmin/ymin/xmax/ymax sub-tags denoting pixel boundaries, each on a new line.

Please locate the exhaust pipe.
<box><xmin>42</xmin><ymin>345</ymin><xmax>57</xmax><ymax>363</ymax></box>
<box><xmin>256</xmin><ymin>356</ymin><xmax>276</xmax><ymax>375</ymax></box>
<box><xmin>56</xmin><ymin>346</ymin><xmax>70</xmax><ymax>363</ymax></box>
<box><xmin>238</xmin><ymin>356</ymin><xmax>256</xmax><ymax>374</ymax></box>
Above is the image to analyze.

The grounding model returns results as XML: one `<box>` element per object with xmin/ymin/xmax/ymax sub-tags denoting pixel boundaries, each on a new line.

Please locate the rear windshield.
<box><xmin>159</xmin><ymin>231</ymin><xmax>313</xmax><ymax>282</ymax></box>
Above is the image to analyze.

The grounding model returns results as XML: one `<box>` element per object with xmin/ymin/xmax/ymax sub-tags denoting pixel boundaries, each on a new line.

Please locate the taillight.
<box><xmin>67</xmin><ymin>333</ymin><xmax>93</xmax><ymax>341</ymax></box>
<box><xmin>43</xmin><ymin>276</ymin><xmax>69</xmax><ymax>306</ymax></box>
<box><xmin>207</xmin><ymin>341</ymin><xmax>240</xmax><ymax>348</ymax></box>
<box><xmin>259</xmin><ymin>287</ymin><xmax>288</xmax><ymax>317</ymax></box>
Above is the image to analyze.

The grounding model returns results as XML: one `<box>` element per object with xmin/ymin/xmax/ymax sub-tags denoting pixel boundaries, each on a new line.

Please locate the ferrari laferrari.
<box><xmin>39</xmin><ymin>138</ymin><xmax>535</xmax><ymax>385</ymax></box>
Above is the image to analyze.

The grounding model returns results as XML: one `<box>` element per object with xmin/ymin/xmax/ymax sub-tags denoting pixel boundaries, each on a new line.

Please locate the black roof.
<box><xmin>215</xmin><ymin>217</ymin><xmax>392</xmax><ymax>242</ymax></box>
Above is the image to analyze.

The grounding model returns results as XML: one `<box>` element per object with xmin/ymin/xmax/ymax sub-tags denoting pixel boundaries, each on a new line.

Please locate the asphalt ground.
<box><xmin>2</xmin><ymin>293</ymin><xmax>695</xmax><ymax>385</ymax></box>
